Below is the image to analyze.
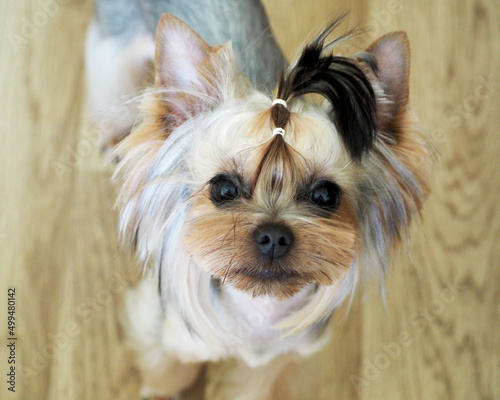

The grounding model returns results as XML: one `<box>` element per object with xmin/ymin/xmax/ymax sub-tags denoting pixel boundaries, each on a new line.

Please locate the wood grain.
<box><xmin>0</xmin><ymin>0</ymin><xmax>498</xmax><ymax>399</ymax></box>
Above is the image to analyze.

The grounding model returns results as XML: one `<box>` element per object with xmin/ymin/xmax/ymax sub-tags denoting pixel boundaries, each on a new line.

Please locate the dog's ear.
<box><xmin>357</xmin><ymin>31</ymin><xmax>432</xmax><ymax>238</ymax></box>
<box><xmin>361</xmin><ymin>31</ymin><xmax>411</xmax><ymax>135</ymax></box>
<box><xmin>354</xmin><ymin>32</ymin><xmax>432</xmax><ymax>284</ymax></box>
<box><xmin>154</xmin><ymin>14</ymin><xmax>235</xmax><ymax>123</ymax></box>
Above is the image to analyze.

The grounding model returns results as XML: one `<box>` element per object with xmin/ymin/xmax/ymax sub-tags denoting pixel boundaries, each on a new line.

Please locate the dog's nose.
<box><xmin>254</xmin><ymin>223</ymin><xmax>294</xmax><ymax>259</ymax></box>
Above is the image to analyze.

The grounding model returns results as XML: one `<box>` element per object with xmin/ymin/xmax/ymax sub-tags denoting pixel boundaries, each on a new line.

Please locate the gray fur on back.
<box><xmin>93</xmin><ymin>0</ymin><xmax>287</xmax><ymax>92</ymax></box>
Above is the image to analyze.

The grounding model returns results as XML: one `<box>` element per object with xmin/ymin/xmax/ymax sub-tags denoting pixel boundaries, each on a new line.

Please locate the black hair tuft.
<box><xmin>276</xmin><ymin>16</ymin><xmax>377</xmax><ymax>160</ymax></box>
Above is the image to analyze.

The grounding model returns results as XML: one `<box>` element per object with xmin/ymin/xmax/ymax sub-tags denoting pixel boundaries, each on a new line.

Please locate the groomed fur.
<box><xmin>113</xmin><ymin>13</ymin><xmax>433</xmax><ymax>393</ymax></box>
<box><xmin>275</xmin><ymin>16</ymin><xmax>377</xmax><ymax>160</ymax></box>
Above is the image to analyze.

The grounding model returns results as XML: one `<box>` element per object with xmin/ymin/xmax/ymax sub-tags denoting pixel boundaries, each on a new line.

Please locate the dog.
<box><xmin>85</xmin><ymin>1</ymin><xmax>433</xmax><ymax>398</ymax></box>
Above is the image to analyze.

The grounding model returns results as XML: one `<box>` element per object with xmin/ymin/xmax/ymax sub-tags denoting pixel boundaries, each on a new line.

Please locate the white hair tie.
<box><xmin>272</xmin><ymin>99</ymin><xmax>287</xmax><ymax>137</ymax></box>
<box><xmin>272</xmin><ymin>99</ymin><xmax>287</xmax><ymax>108</ymax></box>
<box><xmin>272</xmin><ymin>127</ymin><xmax>285</xmax><ymax>137</ymax></box>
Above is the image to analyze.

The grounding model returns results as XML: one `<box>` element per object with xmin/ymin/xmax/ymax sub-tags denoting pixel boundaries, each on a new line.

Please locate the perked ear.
<box><xmin>153</xmin><ymin>14</ymin><xmax>234</xmax><ymax>124</ymax></box>
<box><xmin>364</xmin><ymin>31</ymin><xmax>411</xmax><ymax>134</ymax></box>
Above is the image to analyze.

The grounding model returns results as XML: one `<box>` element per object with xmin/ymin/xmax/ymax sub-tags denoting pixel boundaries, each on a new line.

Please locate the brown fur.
<box><xmin>184</xmin><ymin>112</ymin><xmax>358</xmax><ymax>299</ymax></box>
<box><xmin>115</xmin><ymin>13</ymin><xmax>432</xmax><ymax>336</ymax></box>
<box><xmin>369</xmin><ymin>32</ymin><xmax>433</xmax><ymax>235</ymax></box>
<box><xmin>112</xmin><ymin>15</ymin><xmax>434</xmax><ymax>399</ymax></box>
<box><xmin>270</xmin><ymin>102</ymin><xmax>291</xmax><ymax>129</ymax></box>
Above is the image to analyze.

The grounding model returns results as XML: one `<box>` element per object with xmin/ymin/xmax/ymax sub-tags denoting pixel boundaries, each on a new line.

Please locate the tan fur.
<box><xmin>112</xmin><ymin>14</ymin><xmax>434</xmax><ymax>399</ymax></box>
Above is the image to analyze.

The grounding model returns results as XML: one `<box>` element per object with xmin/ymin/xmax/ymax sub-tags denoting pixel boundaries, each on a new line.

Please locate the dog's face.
<box><xmin>184</xmin><ymin>99</ymin><xmax>359</xmax><ymax>298</ymax></box>
<box><xmin>116</xmin><ymin>14</ymin><xmax>432</xmax><ymax>301</ymax></box>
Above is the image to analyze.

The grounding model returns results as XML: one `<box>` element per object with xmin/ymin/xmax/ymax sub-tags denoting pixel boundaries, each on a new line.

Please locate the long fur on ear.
<box><xmin>353</xmin><ymin>31</ymin><xmax>434</xmax><ymax>292</ymax></box>
<box><xmin>275</xmin><ymin>16</ymin><xmax>378</xmax><ymax>160</ymax></box>
<box><xmin>113</xmin><ymin>15</ymin><xmax>434</xmax><ymax>344</ymax></box>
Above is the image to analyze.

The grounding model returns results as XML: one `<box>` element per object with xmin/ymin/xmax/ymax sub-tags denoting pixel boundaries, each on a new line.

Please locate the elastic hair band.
<box><xmin>272</xmin><ymin>99</ymin><xmax>287</xmax><ymax>108</ymax></box>
<box><xmin>273</xmin><ymin>128</ymin><xmax>285</xmax><ymax>137</ymax></box>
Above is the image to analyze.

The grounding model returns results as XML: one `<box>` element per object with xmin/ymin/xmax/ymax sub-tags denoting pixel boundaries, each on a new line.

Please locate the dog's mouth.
<box><xmin>240</xmin><ymin>267</ymin><xmax>300</xmax><ymax>283</ymax></box>
<box><xmin>217</xmin><ymin>265</ymin><xmax>310</xmax><ymax>299</ymax></box>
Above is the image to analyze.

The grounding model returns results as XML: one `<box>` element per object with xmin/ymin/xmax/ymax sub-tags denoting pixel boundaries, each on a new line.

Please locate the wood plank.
<box><xmin>358</xmin><ymin>1</ymin><xmax>500</xmax><ymax>399</ymax></box>
<box><xmin>0</xmin><ymin>0</ymin><xmax>498</xmax><ymax>399</ymax></box>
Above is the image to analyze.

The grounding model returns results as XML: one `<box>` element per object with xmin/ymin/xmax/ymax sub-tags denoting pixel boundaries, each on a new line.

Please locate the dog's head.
<box><xmin>115</xmin><ymin>14</ymin><xmax>432</xmax><ymax>304</ymax></box>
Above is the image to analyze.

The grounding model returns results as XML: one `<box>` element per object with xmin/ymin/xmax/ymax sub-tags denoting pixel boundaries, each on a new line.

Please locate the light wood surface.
<box><xmin>1</xmin><ymin>0</ymin><xmax>498</xmax><ymax>399</ymax></box>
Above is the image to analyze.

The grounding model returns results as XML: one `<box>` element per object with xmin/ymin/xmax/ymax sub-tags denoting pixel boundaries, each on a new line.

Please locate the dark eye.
<box><xmin>309</xmin><ymin>180</ymin><xmax>342</xmax><ymax>211</ymax></box>
<box><xmin>209</xmin><ymin>175</ymin><xmax>241</xmax><ymax>206</ymax></box>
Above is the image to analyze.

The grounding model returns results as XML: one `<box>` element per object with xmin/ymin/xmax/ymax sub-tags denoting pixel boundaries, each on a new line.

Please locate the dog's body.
<box><xmin>86</xmin><ymin>1</ymin><xmax>432</xmax><ymax>399</ymax></box>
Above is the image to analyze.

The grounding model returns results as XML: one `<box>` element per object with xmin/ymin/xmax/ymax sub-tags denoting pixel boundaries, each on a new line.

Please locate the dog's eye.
<box><xmin>209</xmin><ymin>175</ymin><xmax>241</xmax><ymax>206</ymax></box>
<box><xmin>309</xmin><ymin>180</ymin><xmax>341</xmax><ymax>211</ymax></box>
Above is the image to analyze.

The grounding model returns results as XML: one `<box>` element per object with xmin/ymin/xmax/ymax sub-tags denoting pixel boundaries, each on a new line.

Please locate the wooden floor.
<box><xmin>1</xmin><ymin>0</ymin><xmax>499</xmax><ymax>399</ymax></box>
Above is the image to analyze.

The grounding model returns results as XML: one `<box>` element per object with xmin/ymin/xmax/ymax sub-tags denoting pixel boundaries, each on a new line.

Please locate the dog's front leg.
<box><xmin>124</xmin><ymin>277</ymin><xmax>203</xmax><ymax>399</ymax></box>
<box><xmin>205</xmin><ymin>355</ymin><xmax>292</xmax><ymax>400</ymax></box>
<box><xmin>137</xmin><ymin>353</ymin><xmax>201</xmax><ymax>399</ymax></box>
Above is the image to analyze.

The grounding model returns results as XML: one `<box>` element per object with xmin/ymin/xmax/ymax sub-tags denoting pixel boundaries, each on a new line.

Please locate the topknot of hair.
<box><xmin>275</xmin><ymin>15</ymin><xmax>377</xmax><ymax>160</ymax></box>
<box><xmin>270</xmin><ymin>102</ymin><xmax>290</xmax><ymax>130</ymax></box>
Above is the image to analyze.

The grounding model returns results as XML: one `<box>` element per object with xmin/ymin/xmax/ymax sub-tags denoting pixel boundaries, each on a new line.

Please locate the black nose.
<box><xmin>254</xmin><ymin>223</ymin><xmax>294</xmax><ymax>259</ymax></box>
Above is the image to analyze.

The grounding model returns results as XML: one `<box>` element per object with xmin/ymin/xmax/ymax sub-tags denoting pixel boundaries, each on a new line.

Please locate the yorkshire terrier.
<box><xmin>86</xmin><ymin>1</ymin><xmax>432</xmax><ymax>399</ymax></box>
